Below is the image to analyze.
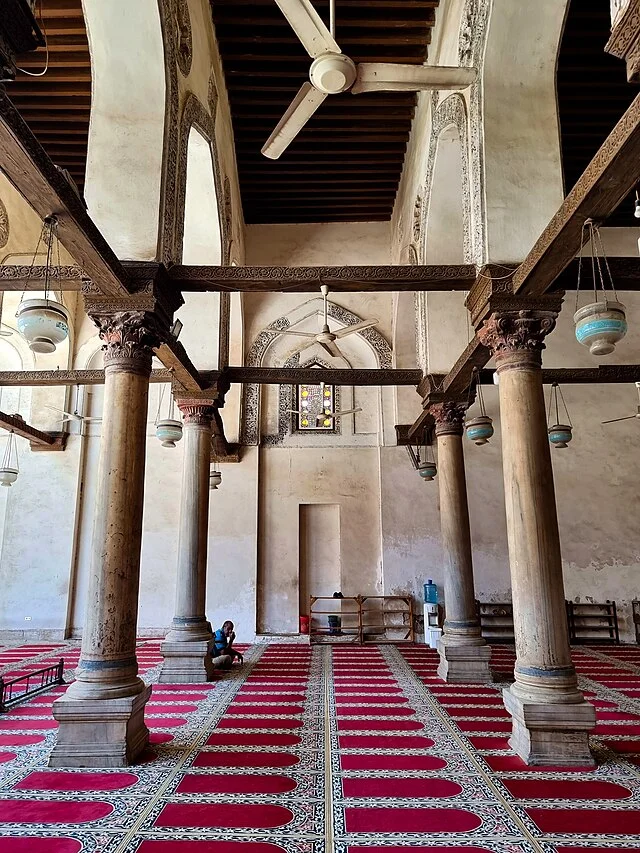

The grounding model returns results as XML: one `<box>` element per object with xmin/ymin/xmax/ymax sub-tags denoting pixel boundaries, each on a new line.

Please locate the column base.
<box><xmin>503</xmin><ymin>687</ymin><xmax>596</xmax><ymax>767</ymax></box>
<box><xmin>159</xmin><ymin>639</ymin><xmax>216</xmax><ymax>683</ymax></box>
<box><xmin>437</xmin><ymin>639</ymin><xmax>492</xmax><ymax>683</ymax></box>
<box><xmin>49</xmin><ymin>684</ymin><xmax>151</xmax><ymax>768</ymax></box>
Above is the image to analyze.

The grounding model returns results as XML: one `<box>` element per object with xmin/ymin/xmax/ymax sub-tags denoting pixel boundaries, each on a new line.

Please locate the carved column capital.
<box><xmin>432</xmin><ymin>401</ymin><xmax>467</xmax><ymax>436</ymax></box>
<box><xmin>477</xmin><ymin>310</ymin><xmax>558</xmax><ymax>372</ymax></box>
<box><xmin>90</xmin><ymin>310</ymin><xmax>162</xmax><ymax>376</ymax></box>
<box><xmin>177</xmin><ymin>399</ymin><xmax>216</xmax><ymax>427</ymax></box>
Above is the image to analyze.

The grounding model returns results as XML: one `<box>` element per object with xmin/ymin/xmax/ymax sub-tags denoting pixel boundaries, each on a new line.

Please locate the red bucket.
<box><xmin>299</xmin><ymin>615</ymin><xmax>309</xmax><ymax>635</ymax></box>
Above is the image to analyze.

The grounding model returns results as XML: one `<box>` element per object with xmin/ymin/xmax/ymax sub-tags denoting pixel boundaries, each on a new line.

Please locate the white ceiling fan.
<box><xmin>45</xmin><ymin>386</ymin><xmax>101</xmax><ymax>426</ymax></box>
<box><xmin>262</xmin><ymin>0</ymin><xmax>478</xmax><ymax>159</ymax></box>
<box><xmin>279</xmin><ymin>284</ymin><xmax>377</xmax><ymax>359</ymax></box>
<box><xmin>602</xmin><ymin>382</ymin><xmax>640</xmax><ymax>425</ymax></box>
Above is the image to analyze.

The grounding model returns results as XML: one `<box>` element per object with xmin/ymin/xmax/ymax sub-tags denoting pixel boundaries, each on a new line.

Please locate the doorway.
<box><xmin>299</xmin><ymin>504</ymin><xmax>341</xmax><ymax>619</ymax></box>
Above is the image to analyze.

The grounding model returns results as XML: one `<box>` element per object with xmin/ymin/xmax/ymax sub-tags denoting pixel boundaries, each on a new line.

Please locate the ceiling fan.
<box><xmin>279</xmin><ymin>284</ymin><xmax>377</xmax><ymax>359</ymax></box>
<box><xmin>262</xmin><ymin>0</ymin><xmax>478</xmax><ymax>159</ymax></box>
<box><xmin>45</xmin><ymin>386</ymin><xmax>101</xmax><ymax>426</ymax></box>
<box><xmin>602</xmin><ymin>382</ymin><xmax>640</xmax><ymax>425</ymax></box>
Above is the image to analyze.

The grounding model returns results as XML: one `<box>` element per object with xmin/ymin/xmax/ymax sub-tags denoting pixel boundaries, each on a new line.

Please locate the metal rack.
<box><xmin>566</xmin><ymin>600</ymin><xmax>620</xmax><ymax>645</ymax></box>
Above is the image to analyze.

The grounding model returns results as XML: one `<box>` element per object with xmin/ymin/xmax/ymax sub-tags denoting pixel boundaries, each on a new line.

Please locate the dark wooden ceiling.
<box><xmin>210</xmin><ymin>0</ymin><xmax>439</xmax><ymax>224</ymax></box>
<box><xmin>9</xmin><ymin>0</ymin><xmax>90</xmax><ymax>194</ymax></box>
<box><xmin>558</xmin><ymin>0</ymin><xmax>637</xmax><ymax>227</ymax></box>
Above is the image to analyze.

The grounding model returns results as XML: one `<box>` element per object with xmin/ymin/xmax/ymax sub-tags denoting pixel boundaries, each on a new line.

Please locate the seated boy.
<box><xmin>213</xmin><ymin>620</ymin><xmax>244</xmax><ymax>666</ymax></box>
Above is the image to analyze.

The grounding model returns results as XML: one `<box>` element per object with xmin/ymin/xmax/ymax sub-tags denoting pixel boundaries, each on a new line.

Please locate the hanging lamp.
<box><xmin>0</xmin><ymin>431</ymin><xmax>19</xmax><ymax>487</ymax></box>
<box><xmin>155</xmin><ymin>384</ymin><xmax>183</xmax><ymax>448</ymax></box>
<box><xmin>547</xmin><ymin>382</ymin><xmax>573</xmax><ymax>449</ymax></box>
<box><xmin>210</xmin><ymin>462</ymin><xmax>222</xmax><ymax>490</ymax></box>
<box><xmin>16</xmin><ymin>215</ymin><xmax>70</xmax><ymax>354</ymax></box>
<box><xmin>574</xmin><ymin>220</ymin><xmax>627</xmax><ymax>356</ymax></box>
<box><xmin>406</xmin><ymin>429</ymin><xmax>437</xmax><ymax>481</ymax></box>
<box><xmin>464</xmin><ymin>368</ymin><xmax>494</xmax><ymax>445</ymax></box>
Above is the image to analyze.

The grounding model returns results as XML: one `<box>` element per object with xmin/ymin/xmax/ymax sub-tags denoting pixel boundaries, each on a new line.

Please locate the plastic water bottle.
<box><xmin>423</xmin><ymin>579</ymin><xmax>438</xmax><ymax>605</ymax></box>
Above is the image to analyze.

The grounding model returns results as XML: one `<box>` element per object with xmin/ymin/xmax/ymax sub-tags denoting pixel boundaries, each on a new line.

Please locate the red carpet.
<box><xmin>345</xmin><ymin>807</ymin><xmax>482</xmax><ymax>833</ymax></box>
<box><xmin>217</xmin><ymin>718</ymin><xmax>302</xmax><ymax>729</ymax></box>
<box><xmin>339</xmin><ymin>734</ymin><xmax>434</xmax><ymax>749</ymax></box>
<box><xmin>340</xmin><ymin>753</ymin><xmax>447</xmax><ymax>771</ymax></box>
<box><xmin>486</xmin><ymin>754</ymin><xmax>596</xmax><ymax>772</ymax></box>
<box><xmin>343</xmin><ymin>778</ymin><xmax>462</xmax><ymax>798</ymax></box>
<box><xmin>205</xmin><ymin>733</ymin><xmax>301</xmax><ymax>747</ymax></box>
<box><xmin>0</xmin><ymin>751</ymin><xmax>16</xmax><ymax>763</ymax></box>
<box><xmin>176</xmin><ymin>774</ymin><xmax>297</xmax><ymax>795</ymax></box>
<box><xmin>193</xmin><ymin>751</ymin><xmax>299</xmax><ymax>768</ymax></box>
<box><xmin>0</xmin><ymin>840</ymin><xmax>82</xmax><ymax>853</ymax></box>
<box><xmin>0</xmin><ymin>800</ymin><xmax>113</xmax><ymax>823</ymax></box>
<box><xmin>154</xmin><ymin>804</ymin><xmax>294</xmax><ymax>830</ymax></box>
<box><xmin>527</xmin><ymin>807</ymin><xmax>640</xmax><ymax>834</ymax></box>
<box><xmin>138</xmin><ymin>845</ymin><xmax>287</xmax><ymax>853</ymax></box>
<box><xmin>338</xmin><ymin>719</ymin><xmax>423</xmax><ymax>731</ymax></box>
<box><xmin>14</xmin><ymin>771</ymin><xmax>139</xmax><ymax>792</ymax></box>
<box><xmin>503</xmin><ymin>779</ymin><xmax>631</xmax><ymax>800</ymax></box>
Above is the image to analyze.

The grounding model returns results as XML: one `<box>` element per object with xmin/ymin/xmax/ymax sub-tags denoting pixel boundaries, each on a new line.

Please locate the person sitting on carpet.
<box><xmin>213</xmin><ymin>620</ymin><xmax>243</xmax><ymax>666</ymax></box>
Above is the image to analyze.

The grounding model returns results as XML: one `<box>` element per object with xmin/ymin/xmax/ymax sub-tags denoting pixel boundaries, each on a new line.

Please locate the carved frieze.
<box><xmin>0</xmin><ymin>198</ymin><xmax>9</xmax><ymax>249</ymax></box>
<box><xmin>174</xmin><ymin>0</ymin><xmax>193</xmax><ymax>77</ymax></box>
<box><xmin>606</xmin><ymin>0</ymin><xmax>640</xmax><ymax>81</ymax></box>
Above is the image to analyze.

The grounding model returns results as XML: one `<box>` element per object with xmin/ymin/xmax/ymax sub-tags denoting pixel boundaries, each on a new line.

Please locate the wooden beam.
<box><xmin>479</xmin><ymin>366</ymin><xmax>640</xmax><ymax>385</ymax></box>
<box><xmin>169</xmin><ymin>264</ymin><xmax>477</xmax><ymax>293</ymax></box>
<box><xmin>0</xmin><ymin>411</ymin><xmax>55</xmax><ymax>446</ymax></box>
<box><xmin>0</xmin><ymin>88</ymin><xmax>128</xmax><ymax>296</ymax></box>
<box><xmin>0</xmin><ymin>265</ymin><xmax>86</xmax><ymax>291</ymax></box>
<box><xmin>0</xmin><ymin>369</ymin><xmax>174</xmax><ymax>387</ymax></box>
<box><xmin>513</xmin><ymin>93</ymin><xmax>640</xmax><ymax>296</ymax></box>
<box><xmin>221</xmin><ymin>367</ymin><xmax>422</xmax><ymax>386</ymax></box>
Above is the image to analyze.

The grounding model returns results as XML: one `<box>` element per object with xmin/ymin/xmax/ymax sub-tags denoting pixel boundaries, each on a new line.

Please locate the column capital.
<box><xmin>176</xmin><ymin>398</ymin><xmax>216</xmax><ymax>426</ymax></box>
<box><xmin>477</xmin><ymin>309</ymin><xmax>558</xmax><ymax>371</ymax></box>
<box><xmin>431</xmin><ymin>401</ymin><xmax>467</xmax><ymax>436</ymax></box>
<box><xmin>90</xmin><ymin>310</ymin><xmax>163</xmax><ymax>376</ymax></box>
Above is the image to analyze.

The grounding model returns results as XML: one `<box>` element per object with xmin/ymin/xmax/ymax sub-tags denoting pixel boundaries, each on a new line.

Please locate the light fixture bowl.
<box><xmin>574</xmin><ymin>301</ymin><xmax>627</xmax><ymax>356</ymax></box>
<box><xmin>17</xmin><ymin>298</ymin><xmax>70</xmax><ymax>354</ymax></box>
<box><xmin>210</xmin><ymin>470</ymin><xmax>222</xmax><ymax>490</ymax></box>
<box><xmin>548</xmin><ymin>423</ymin><xmax>573</xmax><ymax>449</ymax></box>
<box><xmin>418</xmin><ymin>461</ymin><xmax>437</xmax><ymax>481</ymax></box>
<box><xmin>156</xmin><ymin>418</ymin><xmax>183</xmax><ymax>448</ymax></box>
<box><xmin>0</xmin><ymin>467</ymin><xmax>18</xmax><ymax>487</ymax></box>
<box><xmin>465</xmin><ymin>414</ymin><xmax>494</xmax><ymax>445</ymax></box>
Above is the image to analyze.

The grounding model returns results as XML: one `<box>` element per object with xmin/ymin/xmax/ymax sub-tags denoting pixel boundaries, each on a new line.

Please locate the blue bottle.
<box><xmin>423</xmin><ymin>579</ymin><xmax>438</xmax><ymax>605</ymax></box>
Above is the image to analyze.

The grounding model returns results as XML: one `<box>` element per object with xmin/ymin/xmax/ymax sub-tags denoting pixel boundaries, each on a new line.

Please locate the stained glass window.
<box><xmin>296</xmin><ymin>381</ymin><xmax>335</xmax><ymax>431</ymax></box>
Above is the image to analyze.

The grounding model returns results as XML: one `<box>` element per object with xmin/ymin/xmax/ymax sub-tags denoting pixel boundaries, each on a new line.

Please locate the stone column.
<box><xmin>432</xmin><ymin>401</ymin><xmax>491</xmax><ymax>683</ymax></box>
<box><xmin>478</xmin><ymin>310</ymin><xmax>595</xmax><ymax>766</ymax></box>
<box><xmin>160</xmin><ymin>399</ymin><xmax>216</xmax><ymax>682</ymax></box>
<box><xmin>50</xmin><ymin>311</ymin><xmax>159</xmax><ymax>768</ymax></box>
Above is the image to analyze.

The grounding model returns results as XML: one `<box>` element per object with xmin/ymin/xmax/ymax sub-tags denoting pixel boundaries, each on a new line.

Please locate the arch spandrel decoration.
<box><xmin>241</xmin><ymin>302</ymin><xmax>392</xmax><ymax>446</ymax></box>
<box><xmin>0</xmin><ymin>199</ymin><xmax>9</xmax><ymax>250</ymax></box>
<box><xmin>157</xmin><ymin>2</ymin><xmax>230</xmax><ymax>265</ymax></box>
<box><xmin>174</xmin><ymin>0</ymin><xmax>193</xmax><ymax>77</ymax></box>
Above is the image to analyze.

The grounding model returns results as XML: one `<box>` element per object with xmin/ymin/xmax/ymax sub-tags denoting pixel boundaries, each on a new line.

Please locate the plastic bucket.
<box><xmin>299</xmin><ymin>615</ymin><xmax>309</xmax><ymax>635</ymax></box>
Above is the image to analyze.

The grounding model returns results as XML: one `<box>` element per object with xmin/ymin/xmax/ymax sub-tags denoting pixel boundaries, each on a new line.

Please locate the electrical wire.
<box><xmin>16</xmin><ymin>0</ymin><xmax>49</xmax><ymax>77</ymax></box>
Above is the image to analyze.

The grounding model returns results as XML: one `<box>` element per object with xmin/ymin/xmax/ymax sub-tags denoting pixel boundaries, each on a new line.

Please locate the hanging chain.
<box><xmin>558</xmin><ymin>383</ymin><xmax>572</xmax><ymax>427</ymax></box>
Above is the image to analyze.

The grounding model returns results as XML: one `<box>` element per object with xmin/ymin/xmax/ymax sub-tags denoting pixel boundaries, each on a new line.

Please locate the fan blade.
<box><xmin>45</xmin><ymin>405</ymin><xmax>81</xmax><ymax>420</ymax></box>
<box><xmin>352</xmin><ymin>63</ymin><xmax>478</xmax><ymax>94</ymax></box>
<box><xmin>291</xmin><ymin>340</ymin><xmax>319</xmax><ymax>359</ymax></box>
<box><xmin>278</xmin><ymin>329</ymin><xmax>318</xmax><ymax>338</ymax></box>
<box><xmin>334</xmin><ymin>318</ymin><xmax>379</xmax><ymax>338</ymax></box>
<box><xmin>273</xmin><ymin>0</ymin><xmax>341</xmax><ymax>58</ymax></box>
<box><xmin>330</xmin><ymin>408</ymin><xmax>362</xmax><ymax>418</ymax></box>
<box><xmin>601</xmin><ymin>415</ymin><xmax>637</xmax><ymax>424</ymax></box>
<box><xmin>318</xmin><ymin>340</ymin><xmax>344</xmax><ymax>359</ymax></box>
<box><xmin>287</xmin><ymin>409</ymin><xmax>303</xmax><ymax>415</ymax></box>
<box><xmin>262</xmin><ymin>82</ymin><xmax>329</xmax><ymax>160</ymax></box>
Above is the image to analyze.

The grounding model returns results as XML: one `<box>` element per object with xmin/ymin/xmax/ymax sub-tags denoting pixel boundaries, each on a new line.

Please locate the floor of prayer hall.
<box><xmin>2</xmin><ymin>641</ymin><xmax>640</xmax><ymax>851</ymax></box>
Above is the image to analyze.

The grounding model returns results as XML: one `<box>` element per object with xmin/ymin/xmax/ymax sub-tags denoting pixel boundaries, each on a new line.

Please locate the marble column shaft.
<box><xmin>160</xmin><ymin>400</ymin><xmax>216</xmax><ymax>682</ymax></box>
<box><xmin>51</xmin><ymin>310</ymin><xmax>159</xmax><ymax>767</ymax></box>
<box><xmin>478</xmin><ymin>309</ymin><xmax>595</xmax><ymax>765</ymax></box>
<box><xmin>432</xmin><ymin>402</ymin><xmax>491</xmax><ymax>683</ymax></box>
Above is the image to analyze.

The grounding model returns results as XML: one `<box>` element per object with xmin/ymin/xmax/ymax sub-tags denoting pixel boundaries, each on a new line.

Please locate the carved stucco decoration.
<box><xmin>241</xmin><ymin>303</ymin><xmax>392</xmax><ymax>446</ymax></box>
<box><xmin>477</xmin><ymin>310</ymin><xmax>558</xmax><ymax>357</ymax></box>
<box><xmin>432</xmin><ymin>401</ymin><xmax>467</xmax><ymax>435</ymax></box>
<box><xmin>208</xmin><ymin>72</ymin><xmax>219</xmax><ymax>117</ymax></box>
<box><xmin>174</xmin><ymin>0</ymin><xmax>193</xmax><ymax>77</ymax></box>
<box><xmin>0</xmin><ymin>198</ymin><xmax>9</xmax><ymax>250</ymax></box>
<box><xmin>89</xmin><ymin>310</ymin><xmax>164</xmax><ymax>375</ymax></box>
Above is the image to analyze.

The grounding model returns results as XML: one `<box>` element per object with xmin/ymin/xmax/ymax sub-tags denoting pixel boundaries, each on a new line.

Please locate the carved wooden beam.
<box><xmin>0</xmin><ymin>369</ymin><xmax>173</xmax><ymax>387</ymax></box>
<box><xmin>606</xmin><ymin>0</ymin><xmax>640</xmax><ymax>83</ymax></box>
<box><xmin>0</xmin><ymin>265</ymin><xmax>87</xmax><ymax>291</ymax></box>
<box><xmin>0</xmin><ymin>410</ymin><xmax>57</xmax><ymax>446</ymax></box>
<box><xmin>221</xmin><ymin>367</ymin><xmax>422</xmax><ymax>386</ymax></box>
<box><xmin>0</xmin><ymin>89</ymin><xmax>129</xmax><ymax>296</ymax></box>
<box><xmin>168</xmin><ymin>264</ymin><xmax>478</xmax><ymax>292</ymax></box>
<box><xmin>512</xmin><ymin>92</ymin><xmax>640</xmax><ymax>296</ymax></box>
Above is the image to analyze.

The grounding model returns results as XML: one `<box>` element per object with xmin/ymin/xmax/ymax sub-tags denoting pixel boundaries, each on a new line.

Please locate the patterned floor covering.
<box><xmin>1</xmin><ymin>641</ymin><xmax>640</xmax><ymax>850</ymax></box>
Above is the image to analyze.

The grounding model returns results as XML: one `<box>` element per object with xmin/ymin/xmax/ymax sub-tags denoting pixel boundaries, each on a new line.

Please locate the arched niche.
<box><xmin>424</xmin><ymin>124</ymin><xmax>466</xmax><ymax>265</ymax></box>
<box><xmin>183</xmin><ymin>126</ymin><xmax>222</xmax><ymax>265</ymax></box>
<box><xmin>82</xmin><ymin>0</ymin><xmax>167</xmax><ymax>260</ymax></box>
<box><xmin>242</xmin><ymin>298</ymin><xmax>392</xmax><ymax>446</ymax></box>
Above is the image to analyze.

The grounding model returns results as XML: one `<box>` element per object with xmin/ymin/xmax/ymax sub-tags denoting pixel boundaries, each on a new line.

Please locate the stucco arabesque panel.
<box><xmin>241</xmin><ymin>303</ymin><xmax>392</xmax><ymax>446</ymax></box>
